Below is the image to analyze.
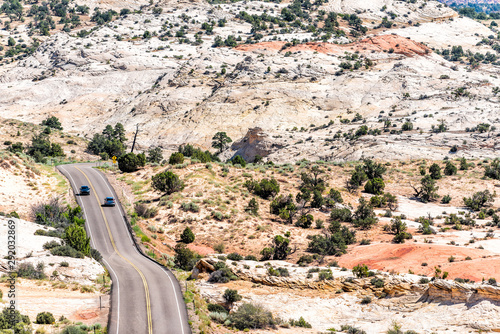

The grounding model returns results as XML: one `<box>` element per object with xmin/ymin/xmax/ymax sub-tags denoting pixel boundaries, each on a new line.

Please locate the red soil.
<box><xmin>337</xmin><ymin>243</ymin><xmax>500</xmax><ymax>282</ymax></box>
<box><xmin>235</xmin><ymin>34</ymin><xmax>431</xmax><ymax>57</ymax></box>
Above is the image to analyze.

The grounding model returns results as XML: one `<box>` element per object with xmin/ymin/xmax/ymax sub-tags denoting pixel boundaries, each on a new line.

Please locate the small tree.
<box><xmin>245</xmin><ymin>198</ymin><xmax>259</xmax><ymax>215</ymax></box>
<box><xmin>463</xmin><ymin>190</ymin><xmax>494</xmax><ymax>211</ymax></box>
<box><xmin>152</xmin><ymin>171</ymin><xmax>185</xmax><ymax>195</ymax></box>
<box><xmin>352</xmin><ymin>198</ymin><xmax>378</xmax><ymax>229</ymax></box>
<box><xmin>174</xmin><ymin>243</ymin><xmax>200</xmax><ymax>270</ymax></box>
<box><xmin>231</xmin><ymin>155</ymin><xmax>246</xmax><ymax>167</ymax></box>
<box><xmin>212</xmin><ymin>132</ymin><xmax>232</xmax><ymax>154</ymax></box>
<box><xmin>36</xmin><ymin>312</ymin><xmax>55</xmax><ymax>324</ymax></box>
<box><xmin>444</xmin><ymin>161</ymin><xmax>457</xmax><ymax>176</ymax></box>
<box><xmin>390</xmin><ymin>216</ymin><xmax>411</xmax><ymax>243</ymax></box>
<box><xmin>41</xmin><ymin>116</ymin><xmax>63</xmax><ymax>130</ymax></box>
<box><xmin>147</xmin><ymin>147</ymin><xmax>163</xmax><ymax>163</ymax></box>
<box><xmin>364</xmin><ymin>178</ymin><xmax>385</xmax><ymax>195</ymax></box>
<box><xmin>169</xmin><ymin>152</ymin><xmax>184</xmax><ymax>164</ymax></box>
<box><xmin>180</xmin><ymin>227</ymin><xmax>195</xmax><ymax>244</ymax></box>
<box><xmin>223</xmin><ymin>289</ymin><xmax>242</xmax><ymax>307</ymax></box>
<box><xmin>352</xmin><ymin>264</ymin><xmax>369</xmax><ymax>278</ymax></box>
<box><xmin>118</xmin><ymin>152</ymin><xmax>140</xmax><ymax>172</ymax></box>
<box><xmin>429</xmin><ymin>163</ymin><xmax>442</xmax><ymax>180</ymax></box>
<box><xmin>412</xmin><ymin>175</ymin><xmax>439</xmax><ymax>203</ymax></box>
<box><xmin>64</xmin><ymin>224</ymin><xmax>90</xmax><ymax>256</ymax></box>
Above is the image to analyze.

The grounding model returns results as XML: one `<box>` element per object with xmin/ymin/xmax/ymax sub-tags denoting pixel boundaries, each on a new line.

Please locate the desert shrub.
<box><xmin>297</xmin><ymin>254</ymin><xmax>315</xmax><ymax>265</ymax></box>
<box><xmin>231</xmin><ymin>155</ymin><xmax>246</xmax><ymax>167</ymax></box>
<box><xmin>340</xmin><ymin>325</ymin><xmax>366</xmax><ymax>334</ymax></box>
<box><xmin>87</xmin><ymin>124</ymin><xmax>126</xmax><ymax>158</ymax></box>
<box><xmin>360</xmin><ymin>296</ymin><xmax>372</xmax><ymax>304</ymax></box>
<box><xmin>208</xmin><ymin>263</ymin><xmax>237</xmax><ymax>283</ymax></box>
<box><xmin>413</xmin><ymin>175</ymin><xmax>439</xmax><ymax>203</ymax></box>
<box><xmin>401</xmin><ymin>121</ymin><xmax>413</xmax><ymax>131</ymax></box>
<box><xmin>180</xmin><ymin>227</ymin><xmax>195</xmax><ymax>244</ymax></box>
<box><xmin>390</xmin><ymin>216</ymin><xmax>412</xmax><ymax>243</ymax></box>
<box><xmin>169</xmin><ymin>152</ymin><xmax>184</xmax><ymax>164</ymax></box>
<box><xmin>207</xmin><ymin>303</ymin><xmax>228</xmax><ymax>314</ymax></box>
<box><xmin>209</xmin><ymin>311</ymin><xmax>229</xmax><ymax>324</ymax></box>
<box><xmin>60</xmin><ymin>261</ymin><xmax>69</xmax><ymax>267</ymax></box>
<box><xmin>41</xmin><ymin>116</ymin><xmax>63</xmax><ymax>130</ymax></box>
<box><xmin>179</xmin><ymin>144</ymin><xmax>219</xmax><ymax>163</ymax></box>
<box><xmin>27</xmin><ymin>132</ymin><xmax>65</xmax><ymax>162</ymax></box>
<box><xmin>419</xmin><ymin>277</ymin><xmax>429</xmax><ymax>284</ymax></box>
<box><xmin>180</xmin><ymin>202</ymin><xmax>199</xmax><ymax>213</ymax></box>
<box><xmin>64</xmin><ymin>223</ymin><xmax>90</xmax><ymax>256</ymax></box>
<box><xmin>212</xmin><ymin>211</ymin><xmax>223</xmax><ymax>220</ymax></box>
<box><xmin>364</xmin><ymin>178</ymin><xmax>385</xmax><ymax>195</ymax></box>
<box><xmin>147</xmin><ymin>147</ymin><xmax>163</xmax><ymax>163</ymax></box>
<box><xmin>352</xmin><ymin>198</ymin><xmax>378</xmax><ymax>229</ymax></box>
<box><xmin>174</xmin><ymin>243</ymin><xmax>201</xmax><ymax>270</ymax></box>
<box><xmin>17</xmin><ymin>262</ymin><xmax>46</xmax><ymax>279</ymax></box>
<box><xmin>152</xmin><ymin>171</ymin><xmax>185</xmax><ymax>195</ymax></box>
<box><xmin>229</xmin><ymin>303</ymin><xmax>275</xmax><ymax>330</ymax></box>
<box><xmin>489</xmin><ymin>277</ymin><xmax>497</xmax><ymax>285</ymax></box>
<box><xmin>227</xmin><ymin>253</ymin><xmax>243</xmax><ymax>261</ymax></box>
<box><xmin>213</xmin><ymin>243</ymin><xmax>225</xmax><ymax>253</ymax></box>
<box><xmin>289</xmin><ymin>317</ymin><xmax>312</xmax><ymax>328</ymax></box>
<box><xmin>135</xmin><ymin>203</ymin><xmax>159</xmax><ymax>218</ymax></box>
<box><xmin>244</xmin><ymin>255</ymin><xmax>258</xmax><ymax>261</ymax></box>
<box><xmin>61</xmin><ymin>326</ymin><xmax>87</xmax><ymax>334</ymax></box>
<box><xmin>444</xmin><ymin>161</ymin><xmax>457</xmax><ymax>176</ymax></box>
<box><xmin>260</xmin><ymin>235</ymin><xmax>292</xmax><ymax>260</ymax></box>
<box><xmin>43</xmin><ymin>240</ymin><xmax>60</xmax><ymax>250</ymax></box>
<box><xmin>32</xmin><ymin>198</ymin><xmax>84</xmax><ymax>231</ymax></box>
<box><xmin>370</xmin><ymin>277</ymin><xmax>385</xmax><ymax>288</ymax></box>
<box><xmin>118</xmin><ymin>152</ymin><xmax>142</xmax><ymax>172</ymax></box>
<box><xmin>330</xmin><ymin>207</ymin><xmax>352</xmax><ymax>222</ymax></box>
<box><xmin>484</xmin><ymin>158</ymin><xmax>500</xmax><ymax>179</ymax></box>
<box><xmin>429</xmin><ymin>163</ymin><xmax>442</xmax><ymax>179</ymax></box>
<box><xmin>352</xmin><ymin>264</ymin><xmax>369</xmax><ymax>278</ymax></box>
<box><xmin>463</xmin><ymin>190</ymin><xmax>494</xmax><ymax>211</ymax></box>
<box><xmin>295</xmin><ymin>214</ymin><xmax>313</xmax><ymax>228</ymax></box>
<box><xmin>36</xmin><ymin>312</ymin><xmax>55</xmax><ymax>324</ymax></box>
<box><xmin>267</xmin><ymin>267</ymin><xmax>289</xmax><ymax>277</ymax></box>
<box><xmin>245</xmin><ymin>198</ymin><xmax>259</xmax><ymax>215</ymax></box>
<box><xmin>223</xmin><ymin>288</ymin><xmax>242</xmax><ymax>305</ymax></box>
<box><xmin>325</xmin><ymin>188</ymin><xmax>343</xmax><ymax>206</ymax></box>
<box><xmin>318</xmin><ymin>269</ymin><xmax>333</xmax><ymax>280</ymax></box>
<box><xmin>50</xmin><ymin>245</ymin><xmax>84</xmax><ymax>258</ymax></box>
<box><xmin>441</xmin><ymin>194</ymin><xmax>452</xmax><ymax>204</ymax></box>
<box><xmin>244</xmin><ymin>178</ymin><xmax>280</xmax><ymax>199</ymax></box>
<box><xmin>307</xmin><ymin>222</ymin><xmax>356</xmax><ymax>256</ymax></box>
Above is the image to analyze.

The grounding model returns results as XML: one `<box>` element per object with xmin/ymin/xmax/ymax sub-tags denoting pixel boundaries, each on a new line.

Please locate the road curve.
<box><xmin>57</xmin><ymin>163</ymin><xmax>191</xmax><ymax>334</ymax></box>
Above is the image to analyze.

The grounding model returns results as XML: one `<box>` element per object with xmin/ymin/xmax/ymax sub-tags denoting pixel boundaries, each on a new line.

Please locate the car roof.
<box><xmin>105</xmin><ymin>197</ymin><xmax>114</xmax><ymax>200</ymax></box>
<box><xmin>81</xmin><ymin>185</ymin><xmax>89</xmax><ymax>188</ymax></box>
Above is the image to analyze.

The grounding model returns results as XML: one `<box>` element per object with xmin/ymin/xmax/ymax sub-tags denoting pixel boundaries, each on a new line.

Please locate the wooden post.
<box><xmin>131</xmin><ymin>124</ymin><xmax>139</xmax><ymax>153</ymax></box>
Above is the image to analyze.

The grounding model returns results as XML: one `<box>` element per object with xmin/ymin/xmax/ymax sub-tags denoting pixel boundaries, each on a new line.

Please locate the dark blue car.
<box><xmin>80</xmin><ymin>185</ymin><xmax>90</xmax><ymax>195</ymax></box>
<box><xmin>103</xmin><ymin>197</ymin><xmax>116</xmax><ymax>207</ymax></box>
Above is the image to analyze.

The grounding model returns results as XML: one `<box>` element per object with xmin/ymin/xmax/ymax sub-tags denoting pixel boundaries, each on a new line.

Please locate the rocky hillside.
<box><xmin>1</xmin><ymin>0</ymin><xmax>500</xmax><ymax>162</ymax></box>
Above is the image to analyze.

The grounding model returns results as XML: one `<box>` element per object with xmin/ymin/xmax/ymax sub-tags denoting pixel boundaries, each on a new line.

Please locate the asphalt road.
<box><xmin>57</xmin><ymin>163</ymin><xmax>191</xmax><ymax>334</ymax></box>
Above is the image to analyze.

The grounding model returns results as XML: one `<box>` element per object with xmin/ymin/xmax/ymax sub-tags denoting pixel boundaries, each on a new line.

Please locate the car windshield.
<box><xmin>81</xmin><ymin>186</ymin><xmax>89</xmax><ymax>189</ymax></box>
<box><xmin>106</xmin><ymin>197</ymin><xmax>114</xmax><ymax>201</ymax></box>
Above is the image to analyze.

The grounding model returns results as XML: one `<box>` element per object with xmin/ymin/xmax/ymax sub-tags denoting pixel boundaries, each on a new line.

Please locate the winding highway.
<box><xmin>57</xmin><ymin>163</ymin><xmax>191</xmax><ymax>334</ymax></box>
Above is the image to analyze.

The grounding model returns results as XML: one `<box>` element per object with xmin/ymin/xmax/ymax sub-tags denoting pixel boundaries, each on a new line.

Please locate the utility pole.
<box><xmin>131</xmin><ymin>124</ymin><xmax>139</xmax><ymax>153</ymax></box>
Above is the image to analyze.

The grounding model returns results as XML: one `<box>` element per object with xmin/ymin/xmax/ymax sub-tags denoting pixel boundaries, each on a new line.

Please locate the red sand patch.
<box><xmin>73</xmin><ymin>310</ymin><xmax>99</xmax><ymax>321</ymax></box>
<box><xmin>235</xmin><ymin>34</ymin><xmax>431</xmax><ymax>57</ymax></box>
<box><xmin>337</xmin><ymin>243</ymin><xmax>500</xmax><ymax>282</ymax></box>
<box><xmin>188</xmin><ymin>244</ymin><xmax>215</xmax><ymax>256</ymax></box>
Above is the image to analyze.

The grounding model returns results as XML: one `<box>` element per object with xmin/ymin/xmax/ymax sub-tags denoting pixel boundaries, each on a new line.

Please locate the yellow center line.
<box><xmin>75</xmin><ymin>167</ymin><xmax>153</xmax><ymax>334</ymax></box>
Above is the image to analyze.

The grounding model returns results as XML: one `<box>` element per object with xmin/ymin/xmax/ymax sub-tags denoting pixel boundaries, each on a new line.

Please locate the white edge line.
<box><xmin>60</xmin><ymin>165</ymin><xmax>120</xmax><ymax>334</ymax></box>
<box><xmin>102</xmin><ymin>258</ymin><xmax>120</xmax><ymax>334</ymax></box>
<box><xmin>89</xmin><ymin>166</ymin><xmax>186</xmax><ymax>334</ymax></box>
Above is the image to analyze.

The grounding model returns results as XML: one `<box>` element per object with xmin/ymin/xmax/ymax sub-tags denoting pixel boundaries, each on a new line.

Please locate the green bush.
<box><xmin>0</xmin><ymin>308</ymin><xmax>31</xmax><ymax>332</ymax></box>
<box><xmin>61</xmin><ymin>326</ymin><xmax>87</xmax><ymax>334</ymax></box>
<box><xmin>223</xmin><ymin>288</ymin><xmax>242</xmax><ymax>305</ymax></box>
<box><xmin>352</xmin><ymin>198</ymin><xmax>378</xmax><ymax>229</ymax></box>
<box><xmin>463</xmin><ymin>190</ymin><xmax>494</xmax><ymax>211</ymax></box>
<box><xmin>429</xmin><ymin>163</ymin><xmax>442</xmax><ymax>179</ymax></box>
<box><xmin>370</xmin><ymin>277</ymin><xmax>384</xmax><ymax>288</ymax></box>
<box><xmin>364</xmin><ymin>178</ymin><xmax>385</xmax><ymax>195</ymax></box>
<box><xmin>64</xmin><ymin>224</ymin><xmax>90</xmax><ymax>256</ymax></box>
<box><xmin>318</xmin><ymin>269</ymin><xmax>333</xmax><ymax>280</ymax></box>
<box><xmin>352</xmin><ymin>264</ymin><xmax>369</xmax><ymax>278</ymax></box>
<box><xmin>244</xmin><ymin>178</ymin><xmax>280</xmax><ymax>199</ymax></box>
<box><xmin>267</xmin><ymin>267</ymin><xmax>289</xmax><ymax>277</ymax></box>
<box><xmin>231</xmin><ymin>155</ymin><xmax>246</xmax><ymax>167</ymax></box>
<box><xmin>147</xmin><ymin>147</ymin><xmax>163</xmax><ymax>163</ymax></box>
<box><xmin>245</xmin><ymin>198</ymin><xmax>259</xmax><ymax>215</ymax></box>
<box><xmin>227</xmin><ymin>253</ymin><xmax>243</xmax><ymax>261</ymax></box>
<box><xmin>17</xmin><ymin>262</ymin><xmax>46</xmax><ymax>279</ymax></box>
<box><xmin>169</xmin><ymin>152</ymin><xmax>184</xmax><ymax>164</ymax></box>
<box><xmin>60</xmin><ymin>261</ymin><xmax>69</xmax><ymax>267</ymax></box>
<box><xmin>441</xmin><ymin>194</ymin><xmax>452</xmax><ymax>204</ymax></box>
<box><xmin>207</xmin><ymin>303</ymin><xmax>228</xmax><ymax>314</ymax></box>
<box><xmin>208</xmin><ymin>262</ymin><xmax>237</xmax><ymax>283</ymax></box>
<box><xmin>330</xmin><ymin>207</ymin><xmax>352</xmax><ymax>222</ymax></box>
<box><xmin>180</xmin><ymin>227</ymin><xmax>195</xmax><ymax>244</ymax></box>
<box><xmin>174</xmin><ymin>243</ymin><xmax>201</xmax><ymax>270</ymax></box>
<box><xmin>289</xmin><ymin>316</ymin><xmax>312</xmax><ymax>328</ymax></box>
<box><xmin>118</xmin><ymin>152</ymin><xmax>141</xmax><ymax>172</ymax></box>
<box><xmin>36</xmin><ymin>311</ymin><xmax>55</xmax><ymax>324</ymax></box>
<box><xmin>27</xmin><ymin>132</ymin><xmax>65</xmax><ymax>162</ymax></box>
<box><xmin>50</xmin><ymin>245</ymin><xmax>84</xmax><ymax>258</ymax></box>
<box><xmin>444</xmin><ymin>161</ymin><xmax>457</xmax><ymax>176</ymax></box>
<box><xmin>229</xmin><ymin>303</ymin><xmax>275</xmax><ymax>330</ymax></box>
<box><xmin>152</xmin><ymin>171</ymin><xmax>185</xmax><ymax>195</ymax></box>
<box><xmin>41</xmin><ymin>116</ymin><xmax>63</xmax><ymax>130</ymax></box>
<box><xmin>43</xmin><ymin>240</ymin><xmax>60</xmax><ymax>249</ymax></box>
